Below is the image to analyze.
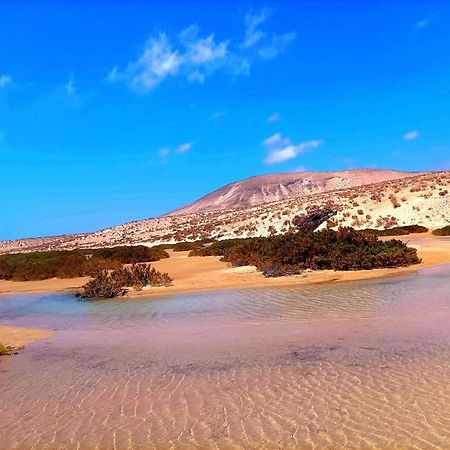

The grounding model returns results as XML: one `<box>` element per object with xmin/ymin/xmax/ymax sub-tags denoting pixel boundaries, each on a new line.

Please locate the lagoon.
<box><xmin>1</xmin><ymin>265</ymin><xmax>450</xmax><ymax>449</ymax></box>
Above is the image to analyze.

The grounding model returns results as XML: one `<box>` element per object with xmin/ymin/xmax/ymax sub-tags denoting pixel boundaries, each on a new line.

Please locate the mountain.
<box><xmin>2</xmin><ymin>170</ymin><xmax>449</xmax><ymax>254</ymax></box>
<box><xmin>167</xmin><ymin>169</ymin><xmax>421</xmax><ymax>215</ymax></box>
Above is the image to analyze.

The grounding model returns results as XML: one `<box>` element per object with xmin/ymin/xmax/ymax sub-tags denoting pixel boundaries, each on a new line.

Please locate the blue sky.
<box><xmin>1</xmin><ymin>1</ymin><xmax>449</xmax><ymax>240</ymax></box>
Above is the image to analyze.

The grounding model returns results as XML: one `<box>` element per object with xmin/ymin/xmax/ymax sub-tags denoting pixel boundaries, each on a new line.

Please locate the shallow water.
<box><xmin>1</xmin><ymin>266</ymin><xmax>450</xmax><ymax>449</ymax></box>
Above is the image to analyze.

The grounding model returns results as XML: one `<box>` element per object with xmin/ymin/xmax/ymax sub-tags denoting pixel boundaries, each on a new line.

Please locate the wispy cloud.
<box><xmin>54</xmin><ymin>73</ymin><xmax>83</xmax><ymax>107</ymax></box>
<box><xmin>108</xmin><ymin>9</ymin><xmax>295</xmax><ymax>92</ymax></box>
<box><xmin>177</xmin><ymin>142</ymin><xmax>194</xmax><ymax>153</ymax></box>
<box><xmin>158</xmin><ymin>141</ymin><xmax>194</xmax><ymax>162</ymax></box>
<box><xmin>267</xmin><ymin>112</ymin><xmax>281</xmax><ymax>123</ymax></box>
<box><xmin>108</xmin><ymin>28</ymin><xmax>244</xmax><ymax>92</ymax></box>
<box><xmin>243</xmin><ymin>8</ymin><xmax>271</xmax><ymax>48</ymax></box>
<box><xmin>258</xmin><ymin>32</ymin><xmax>296</xmax><ymax>60</ymax></box>
<box><xmin>0</xmin><ymin>74</ymin><xmax>12</xmax><ymax>87</ymax></box>
<box><xmin>65</xmin><ymin>73</ymin><xmax>76</xmax><ymax>96</ymax></box>
<box><xmin>415</xmin><ymin>15</ymin><xmax>435</xmax><ymax>29</ymax></box>
<box><xmin>158</xmin><ymin>147</ymin><xmax>170</xmax><ymax>162</ymax></box>
<box><xmin>403</xmin><ymin>130</ymin><xmax>420</xmax><ymax>140</ymax></box>
<box><xmin>244</xmin><ymin>9</ymin><xmax>295</xmax><ymax>60</ymax></box>
<box><xmin>263</xmin><ymin>133</ymin><xmax>323</xmax><ymax>164</ymax></box>
<box><xmin>210</xmin><ymin>110</ymin><xmax>227</xmax><ymax>120</ymax></box>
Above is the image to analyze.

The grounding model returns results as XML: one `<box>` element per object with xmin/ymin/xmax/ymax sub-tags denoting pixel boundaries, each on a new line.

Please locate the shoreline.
<box><xmin>0</xmin><ymin>234</ymin><xmax>449</xmax><ymax>299</ymax></box>
<box><xmin>0</xmin><ymin>325</ymin><xmax>53</xmax><ymax>354</ymax></box>
<box><xmin>1</xmin><ymin>234</ymin><xmax>449</xmax><ymax>352</ymax></box>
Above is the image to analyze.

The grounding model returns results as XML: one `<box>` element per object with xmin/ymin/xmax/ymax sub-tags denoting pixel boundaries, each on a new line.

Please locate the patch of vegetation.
<box><xmin>189</xmin><ymin>238</ymin><xmax>252</xmax><ymax>258</ymax></box>
<box><xmin>190</xmin><ymin>228</ymin><xmax>420</xmax><ymax>277</ymax></box>
<box><xmin>0</xmin><ymin>246</ymin><xmax>169</xmax><ymax>281</ymax></box>
<box><xmin>362</xmin><ymin>225</ymin><xmax>428</xmax><ymax>236</ymax></box>
<box><xmin>154</xmin><ymin>239</ymin><xmax>214</xmax><ymax>252</ymax></box>
<box><xmin>89</xmin><ymin>246</ymin><xmax>168</xmax><ymax>263</ymax></box>
<box><xmin>432</xmin><ymin>225</ymin><xmax>450</xmax><ymax>236</ymax></box>
<box><xmin>0</xmin><ymin>343</ymin><xmax>17</xmax><ymax>356</ymax></box>
<box><xmin>78</xmin><ymin>264</ymin><xmax>173</xmax><ymax>299</ymax></box>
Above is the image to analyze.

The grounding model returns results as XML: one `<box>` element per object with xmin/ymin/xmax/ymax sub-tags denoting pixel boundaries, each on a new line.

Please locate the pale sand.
<box><xmin>0</xmin><ymin>234</ymin><xmax>449</xmax><ymax>300</ymax></box>
<box><xmin>0</xmin><ymin>325</ymin><xmax>52</xmax><ymax>349</ymax></box>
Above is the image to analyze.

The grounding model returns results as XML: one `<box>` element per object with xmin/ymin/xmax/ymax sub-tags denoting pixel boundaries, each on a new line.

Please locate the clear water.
<box><xmin>1</xmin><ymin>265</ymin><xmax>450</xmax><ymax>449</ymax></box>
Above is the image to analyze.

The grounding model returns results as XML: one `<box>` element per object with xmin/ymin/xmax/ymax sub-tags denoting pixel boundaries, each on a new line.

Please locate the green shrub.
<box><xmin>432</xmin><ymin>225</ymin><xmax>450</xmax><ymax>236</ymax></box>
<box><xmin>79</xmin><ymin>264</ymin><xmax>173</xmax><ymax>299</ymax></box>
<box><xmin>362</xmin><ymin>225</ymin><xmax>428</xmax><ymax>236</ymax></box>
<box><xmin>190</xmin><ymin>228</ymin><xmax>420</xmax><ymax>277</ymax></box>
<box><xmin>155</xmin><ymin>239</ymin><xmax>215</xmax><ymax>252</ymax></box>
<box><xmin>0</xmin><ymin>246</ymin><xmax>169</xmax><ymax>281</ymax></box>
<box><xmin>89</xmin><ymin>246</ymin><xmax>168</xmax><ymax>263</ymax></box>
<box><xmin>171</xmin><ymin>242</ymin><xmax>202</xmax><ymax>252</ymax></box>
<box><xmin>189</xmin><ymin>238</ymin><xmax>252</xmax><ymax>258</ymax></box>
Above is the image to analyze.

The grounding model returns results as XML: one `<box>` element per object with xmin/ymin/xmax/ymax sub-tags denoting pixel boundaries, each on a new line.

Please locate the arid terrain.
<box><xmin>1</xmin><ymin>170</ymin><xmax>448</xmax><ymax>254</ymax></box>
<box><xmin>167</xmin><ymin>169</ymin><xmax>420</xmax><ymax>215</ymax></box>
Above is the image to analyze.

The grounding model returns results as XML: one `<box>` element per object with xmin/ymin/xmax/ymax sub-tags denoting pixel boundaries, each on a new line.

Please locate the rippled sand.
<box><xmin>1</xmin><ymin>265</ymin><xmax>450</xmax><ymax>449</ymax></box>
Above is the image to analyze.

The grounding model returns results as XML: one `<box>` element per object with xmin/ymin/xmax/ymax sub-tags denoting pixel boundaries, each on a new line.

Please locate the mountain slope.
<box><xmin>167</xmin><ymin>169</ymin><xmax>421</xmax><ymax>215</ymax></box>
<box><xmin>1</xmin><ymin>171</ymin><xmax>449</xmax><ymax>254</ymax></box>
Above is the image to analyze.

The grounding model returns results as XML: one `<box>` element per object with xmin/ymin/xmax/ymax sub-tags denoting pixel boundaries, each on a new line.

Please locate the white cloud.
<box><xmin>65</xmin><ymin>73</ymin><xmax>76</xmax><ymax>96</ymax></box>
<box><xmin>415</xmin><ymin>15</ymin><xmax>435</xmax><ymax>29</ymax></box>
<box><xmin>188</xmin><ymin>34</ymin><xmax>227</xmax><ymax>64</ymax></box>
<box><xmin>258</xmin><ymin>32</ymin><xmax>296</xmax><ymax>60</ymax></box>
<box><xmin>0</xmin><ymin>74</ymin><xmax>12</xmax><ymax>87</ymax></box>
<box><xmin>177</xmin><ymin>142</ymin><xmax>193</xmax><ymax>153</ymax></box>
<box><xmin>244</xmin><ymin>8</ymin><xmax>271</xmax><ymax>48</ymax></box>
<box><xmin>114</xmin><ymin>33</ymin><xmax>183</xmax><ymax>91</ymax></box>
<box><xmin>403</xmin><ymin>130</ymin><xmax>420</xmax><ymax>140</ymax></box>
<box><xmin>210</xmin><ymin>110</ymin><xmax>227</xmax><ymax>120</ymax></box>
<box><xmin>55</xmin><ymin>73</ymin><xmax>82</xmax><ymax>107</ymax></box>
<box><xmin>267</xmin><ymin>112</ymin><xmax>281</xmax><ymax>123</ymax></box>
<box><xmin>108</xmin><ymin>9</ymin><xmax>294</xmax><ymax>92</ymax></box>
<box><xmin>263</xmin><ymin>133</ymin><xmax>323</xmax><ymax>164</ymax></box>
<box><xmin>158</xmin><ymin>142</ymin><xmax>194</xmax><ymax>161</ymax></box>
<box><xmin>158</xmin><ymin>147</ymin><xmax>170</xmax><ymax>162</ymax></box>
<box><xmin>108</xmin><ymin>30</ymin><xmax>240</xmax><ymax>92</ymax></box>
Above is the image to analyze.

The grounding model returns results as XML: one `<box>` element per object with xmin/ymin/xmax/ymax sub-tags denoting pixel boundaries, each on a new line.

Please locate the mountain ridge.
<box><xmin>166</xmin><ymin>168</ymin><xmax>422</xmax><ymax>216</ymax></box>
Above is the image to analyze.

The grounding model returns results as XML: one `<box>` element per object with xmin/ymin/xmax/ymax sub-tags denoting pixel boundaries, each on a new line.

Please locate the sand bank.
<box><xmin>0</xmin><ymin>325</ymin><xmax>52</xmax><ymax>351</ymax></box>
<box><xmin>0</xmin><ymin>234</ymin><xmax>449</xmax><ymax>299</ymax></box>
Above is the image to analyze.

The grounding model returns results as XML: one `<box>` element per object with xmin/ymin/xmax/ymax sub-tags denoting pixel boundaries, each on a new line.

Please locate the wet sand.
<box><xmin>1</xmin><ymin>234</ymin><xmax>449</xmax><ymax>299</ymax></box>
<box><xmin>0</xmin><ymin>325</ymin><xmax>52</xmax><ymax>348</ymax></box>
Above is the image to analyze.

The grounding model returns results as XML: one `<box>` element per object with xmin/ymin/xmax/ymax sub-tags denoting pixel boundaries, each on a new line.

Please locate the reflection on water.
<box><xmin>1</xmin><ymin>265</ymin><xmax>450</xmax><ymax>449</ymax></box>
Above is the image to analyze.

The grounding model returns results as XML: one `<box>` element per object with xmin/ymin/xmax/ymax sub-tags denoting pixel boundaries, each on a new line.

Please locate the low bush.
<box><xmin>90</xmin><ymin>246</ymin><xmax>168</xmax><ymax>263</ymax></box>
<box><xmin>171</xmin><ymin>241</ymin><xmax>204</xmax><ymax>252</ymax></box>
<box><xmin>0</xmin><ymin>343</ymin><xmax>15</xmax><ymax>356</ymax></box>
<box><xmin>432</xmin><ymin>225</ymin><xmax>450</xmax><ymax>236</ymax></box>
<box><xmin>79</xmin><ymin>264</ymin><xmax>173</xmax><ymax>299</ymax></box>
<box><xmin>154</xmin><ymin>239</ymin><xmax>214</xmax><ymax>252</ymax></box>
<box><xmin>189</xmin><ymin>238</ymin><xmax>252</xmax><ymax>258</ymax></box>
<box><xmin>0</xmin><ymin>246</ymin><xmax>169</xmax><ymax>281</ymax></box>
<box><xmin>190</xmin><ymin>228</ymin><xmax>420</xmax><ymax>277</ymax></box>
<box><xmin>362</xmin><ymin>225</ymin><xmax>428</xmax><ymax>236</ymax></box>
